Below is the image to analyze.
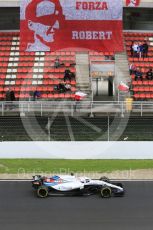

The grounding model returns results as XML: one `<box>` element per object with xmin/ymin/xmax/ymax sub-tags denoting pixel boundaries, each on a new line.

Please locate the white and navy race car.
<box><xmin>32</xmin><ymin>174</ymin><xmax>124</xmax><ymax>198</ymax></box>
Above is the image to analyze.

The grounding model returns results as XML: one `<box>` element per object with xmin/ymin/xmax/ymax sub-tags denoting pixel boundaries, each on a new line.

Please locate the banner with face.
<box><xmin>20</xmin><ymin>0</ymin><xmax>124</xmax><ymax>52</ymax></box>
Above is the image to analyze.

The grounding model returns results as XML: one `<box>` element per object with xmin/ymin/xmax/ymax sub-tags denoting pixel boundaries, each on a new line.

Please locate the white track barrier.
<box><xmin>0</xmin><ymin>141</ymin><xmax>153</xmax><ymax>159</ymax></box>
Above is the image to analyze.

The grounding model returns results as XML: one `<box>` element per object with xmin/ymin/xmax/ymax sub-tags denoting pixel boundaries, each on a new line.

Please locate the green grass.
<box><xmin>0</xmin><ymin>159</ymin><xmax>153</xmax><ymax>174</ymax></box>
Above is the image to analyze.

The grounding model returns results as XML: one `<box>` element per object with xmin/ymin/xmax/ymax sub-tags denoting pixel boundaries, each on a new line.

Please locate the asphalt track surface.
<box><xmin>0</xmin><ymin>181</ymin><xmax>153</xmax><ymax>230</ymax></box>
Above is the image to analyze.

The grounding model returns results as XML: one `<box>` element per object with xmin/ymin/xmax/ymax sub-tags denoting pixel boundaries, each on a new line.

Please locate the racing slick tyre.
<box><xmin>37</xmin><ymin>186</ymin><xmax>48</xmax><ymax>198</ymax></box>
<box><xmin>100</xmin><ymin>187</ymin><xmax>112</xmax><ymax>198</ymax></box>
<box><xmin>99</xmin><ymin>177</ymin><xmax>110</xmax><ymax>183</ymax></box>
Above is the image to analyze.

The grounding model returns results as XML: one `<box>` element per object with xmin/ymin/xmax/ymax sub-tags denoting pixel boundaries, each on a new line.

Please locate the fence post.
<box><xmin>141</xmin><ymin>103</ymin><xmax>143</xmax><ymax>117</ymax></box>
<box><xmin>118</xmin><ymin>90</ymin><xmax>120</xmax><ymax>103</ymax></box>
<box><xmin>21</xmin><ymin>102</ymin><xmax>24</xmax><ymax>114</ymax></box>
<box><xmin>121</xmin><ymin>101</ymin><xmax>124</xmax><ymax>117</ymax></box>
<box><xmin>28</xmin><ymin>102</ymin><xmax>30</xmax><ymax>113</ymax></box>
<box><xmin>47</xmin><ymin>117</ymin><xmax>51</xmax><ymax>141</ymax></box>
<box><xmin>2</xmin><ymin>103</ymin><xmax>4</xmax><ymax>116</ymax></box>
<box><xmin>90</xmin><ymin>102</ymin><xmax>94</xmax><ymax>117</ymax></box>
<box><xmin>41</xmin><ymin>102</ymin><xmax>43</xmax><ymax>117</ymax></box>
<box><xmin>108</xmin><ymin>115</ymin><xmax>110</xmax><ymax>141</ymax></box>
<box><xmin>71</xmin><ymin>104</ymin><xmax>74</xmax><ymax>117</ymax></box>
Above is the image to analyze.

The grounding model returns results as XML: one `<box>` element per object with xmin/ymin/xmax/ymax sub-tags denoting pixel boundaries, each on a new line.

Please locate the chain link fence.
<box><xmin>0</xmin><ymin>115</ymin><xmax>153</xmax><ymax>141</ymax></box>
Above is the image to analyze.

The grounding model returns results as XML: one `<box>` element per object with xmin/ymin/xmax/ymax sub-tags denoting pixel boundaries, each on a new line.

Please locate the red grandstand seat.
<box><xmin>0</xmin><ymin>80</ymin><xmax>4</xmax><ymax>85</ymax></box>
<box><xmin>139</xmin><ymin>87</ymin><xmax>144</xmax><ymax>92</ymax></box>
<box><xmin>59</xmin><ymin>93</ymin><xmax>65</xmax><ymax>99</ymax></box>
<box><xmin>14</xmin><ymin>87</ymin><xmax>20</xmax><ymax>92</ymax></box>
<box><xmin>65</xmin><ymin>94</ymin><xmax>71</xmax><ymax>99</ymax></box>
<box><xmin>0</xmin><ymin>93</ymin><xmax>4</xmax><ymax>99</ymax></box>
<box><xmin>71</xmin><ymin>94</ymin><xmax>75</xmax><ymax>99</ymax></box>
<box><xmin>149</xmin><ymin>87</ymin><xmax>153</xmax><ymax>92</ymax></box>
<box><xmin>16</xmin><ymin>80</ymin><xmax>21</xmax><ymax>85</ymax></box>
<box><xmin>40</xmin><ymin>87</ymin><xmax>47</xmax><ymax>92</ymax></box>
<box><xmin>49</xmin><ymin>86</ymin><xmax>54</xmax><ymax>92</ymax></box>
<box><xmin>48</xmin><ymin>94</ymin><xmax>54</xmax><ymax>99</ymax></box>
<box><xmin>146</xmin><ymin>93</ymin><xmax>151</xmax><ymax>99</ymax></box>
<box><xmin>137</xmin><ymin>81</ymin><xmax>143</xmax><ymax>86</ymax></box>
<box><xmin>41</xmin><ymin>93</ymin><xmax>48</xmax><ymax>98</ymax></box>
<box><xmin>132</xmin><ymin>81</ymin><xmax>137</xmax><ymax>86</ymax></box>
<box><xmin>139</xmin><ymin>93</ymin><xmax>145</xmax><ymax>99</ymax></box>
<box><xmin>143</xmin><ymin>81</ymin><xmax>149</xmax><ymax>86</ymax></box>
<box><xmin>144</xmin><ymin>58</ymin><xmax>149</xmax><ymax>62</ymax></box>
<box><xmin>53</xmin><ymin>94</ymin><xmax>59</xmax><ymax>99</ymax></box>
<box><xmin>149</xmin><ymin>58</ymin><xmax>153</xmax><ymax>62</ymax></box>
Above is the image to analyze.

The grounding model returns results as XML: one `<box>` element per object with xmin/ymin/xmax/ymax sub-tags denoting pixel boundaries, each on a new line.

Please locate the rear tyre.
<box><xmin>37</xmin><ymin>186</ymin><xmax>48</xmax><ymax>198</ymax></box>
<box><xmin>100</xmin><ymin>187</ymin><xmax>112</xmax><ymax>198</ymax></box>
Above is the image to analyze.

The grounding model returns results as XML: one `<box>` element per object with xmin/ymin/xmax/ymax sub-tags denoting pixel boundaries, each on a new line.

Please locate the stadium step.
<box><xmin>75</xmin><ymin>53</ymin><xmax>92</xmax><ymax>98</ymax></box>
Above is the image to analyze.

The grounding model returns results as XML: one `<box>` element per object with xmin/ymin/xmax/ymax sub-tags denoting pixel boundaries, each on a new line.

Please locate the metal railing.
<box><xmin>1</xmin><ymin>100</ymin><xmax>153</xmax><ymax>116</ymax></box>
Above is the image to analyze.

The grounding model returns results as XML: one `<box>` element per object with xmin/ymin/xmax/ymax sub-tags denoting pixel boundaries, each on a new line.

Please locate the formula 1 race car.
<box><xmin>32</xmin><ymin>174</ymin><xmax>124</xmax><ymax>198</ymax></box>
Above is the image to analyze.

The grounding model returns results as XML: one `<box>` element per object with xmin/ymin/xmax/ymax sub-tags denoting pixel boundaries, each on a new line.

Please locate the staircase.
<box><xmin>115</xmin><ymin>51</ymin><xmax>131</xmax><ymax>100</ymax></box>
<box><xmin>75</xmin><ymin>53</ymin><xmax>92</xmax><ymax>99</ymax></box>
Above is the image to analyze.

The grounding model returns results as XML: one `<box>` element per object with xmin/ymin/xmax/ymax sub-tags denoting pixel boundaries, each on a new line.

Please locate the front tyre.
<box><xmin>37</xmin><ymin>186</ymin><xmax>48</xmax><ymax>198</ymax></box>
<box><xmin>100</xmin><ymin>187</ymin><xmax>112</xmax><ymax>198</ymax></box>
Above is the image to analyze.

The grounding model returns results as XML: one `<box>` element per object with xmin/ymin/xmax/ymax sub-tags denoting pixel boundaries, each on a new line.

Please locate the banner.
<box><xmin>91</xmin><ymin>63</ymin><xmax>114</xmax><ymax>78</ymax></box>
<box><xmin>126</xmin><ymin>0</ymin><xmax>140</xmax><ymax>7</ymax></box>
<box><xmin>20</xmin><ymin>0</ymin><xmax>124</xmax><ymax>52</ymax></box>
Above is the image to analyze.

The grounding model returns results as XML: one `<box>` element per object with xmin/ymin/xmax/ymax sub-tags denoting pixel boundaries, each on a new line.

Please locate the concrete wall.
<box><xmin>0</xmin><ymin>141</ymin><xmax>153</xmax><ymax>159</ymax></box>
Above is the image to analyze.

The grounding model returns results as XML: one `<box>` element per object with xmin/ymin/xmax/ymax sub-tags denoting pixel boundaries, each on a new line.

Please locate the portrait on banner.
<box><xmin>20</xmin><ymin>0</ymin><xmax>124</xmax><ymax>52</ymax></box>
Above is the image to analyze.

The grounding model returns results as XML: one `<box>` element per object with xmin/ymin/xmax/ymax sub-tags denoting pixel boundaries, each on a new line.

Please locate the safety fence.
<box><xmin>0</xmin><ymin>101</ymin><xmax>153</xmax><ymax>116</ymax></box>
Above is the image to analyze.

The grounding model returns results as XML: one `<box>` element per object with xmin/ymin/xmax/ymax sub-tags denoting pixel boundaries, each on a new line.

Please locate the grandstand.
<box><xmin>0</xmin><ymin>0</ymin><xmax>153</xmax><ymax>142</ymax></box>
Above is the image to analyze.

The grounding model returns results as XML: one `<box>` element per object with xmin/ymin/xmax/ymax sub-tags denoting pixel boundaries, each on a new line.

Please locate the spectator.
<box><xmin>146</xmin><ymin>69</ymin><xmax>153</xmax><ymax>80</ymax></box>
<box><xmin>54</xmin><ymin>56</ymin><xmax>64</xmax><ymax>68</ymax></box>
<box><xmin>135</xmin><ymin>68</ymin><xmax>143</xmax><ymax>81</ymax></box>
<box><xmin>130</xmin><ymin>42</ymin><xmax>134</xmax><ymax>57</ymax></box>
<box><xmin>54</xmin><ymin>81</ymin><xmax>71</xmax><ymax>93</ymax></box>
<box><xmin>142</xmin><ymin>41</ymin><xmax>149</xmax><ymax>58</ymax></box>
<box><xmin>64</xmin><ymin>68</ymin><xmax>71</xmax><ymax>82</ymax></box>
<box><xmin>138</xmin><ymin>42</ymin><xmax>144</xmax><ymax>58</ymax></box>
<box><xmin>33</xmin><ymin>89</ymin><xmax>41</xmax><ymax>101</ymax></box>
<box><xmin>10</xmin><ymin>89</ymin><xmax>15</xmax><ymax>101</ymax></box>
<box><xmin>129</xmin><ymin>63</ymin><xmax>136</xmax><ymax>75</ymax></box>
<box><xmin>54</xmin><ymin>57</ymin><xmax>60</xmax><ymax>68</ymax></box>
<box><xmin>64</xmin><ymin>83</ymin><xmax>71</xmax><ymax>91</ymax></box>
<box><xmin>132</xmin><ymin>42</ymin><xmax>138</xmax><ymax>57</ymax></box>
<box><xmin>5</xmin><ymin>88</ymin><xmax>11</xmax><ymax>101</ymax></box>
<box><xmin>5</xmin><ymin>88</ymin><xmax>11</xmax><ymax>110</ymax></box>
